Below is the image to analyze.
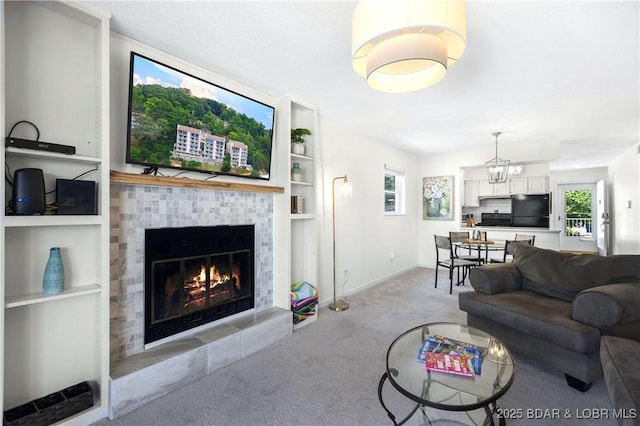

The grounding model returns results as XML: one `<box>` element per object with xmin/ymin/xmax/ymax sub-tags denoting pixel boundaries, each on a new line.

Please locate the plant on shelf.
<box><xmin>291</xmin><ymin>128</ymin><xmax>311</xmax><ymax>155</ymax></box>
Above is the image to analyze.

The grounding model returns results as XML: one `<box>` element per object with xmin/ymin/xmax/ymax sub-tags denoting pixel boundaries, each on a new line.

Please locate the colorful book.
<box><xmin>416</xmin><ymin>335</ymin><xmax>486</xmax><ymax>375</ymax></box>
<box><xmin>425</xmin><ymin>352</ymin><xmax>475</xmax><ymax>377</ymax></box>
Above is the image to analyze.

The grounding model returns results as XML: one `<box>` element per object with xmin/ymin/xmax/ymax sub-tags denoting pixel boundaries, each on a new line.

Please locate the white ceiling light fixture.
<box><xmin>485</xmin><ymin>132</ymin><xmax>510</xmax><ymax>184</ymax></box>
<box><xmin>351</xmin><ymin>0</ymin><xmax>467</xmax><ymax>94</ymax></box>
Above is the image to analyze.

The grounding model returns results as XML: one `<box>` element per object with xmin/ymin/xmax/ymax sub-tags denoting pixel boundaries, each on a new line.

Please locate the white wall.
<box><xmin>317</xmin><ymin>118</ymin><xmax>419</xmax><ymax>303</ymax></box>
<box><xmin>109</xmin><ymin>33</ymin><xmax>282</xmax><ymax>186</ymax></box>
<box><xmin>608</xmin><ymin>144</ymin><xmax>640</xmax><ymax>254</ymax></box>
<box><xmin>417</xmin><ymin>152</ymin><xmax>465</xmax><ymax>268</ymax></box>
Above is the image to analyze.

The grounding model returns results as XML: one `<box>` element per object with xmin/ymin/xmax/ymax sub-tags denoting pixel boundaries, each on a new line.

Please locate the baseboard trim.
<box><xmin>317</xmin><ymin>264</ymin><xmax>419</xmax><ymax>307</ymax></box>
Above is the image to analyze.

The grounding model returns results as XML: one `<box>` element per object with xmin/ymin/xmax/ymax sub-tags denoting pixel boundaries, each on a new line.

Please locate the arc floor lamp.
<box><xmin>329</xmin><ymin>175</ymin><xmax>352</xmax><ymax>312</ymax></box>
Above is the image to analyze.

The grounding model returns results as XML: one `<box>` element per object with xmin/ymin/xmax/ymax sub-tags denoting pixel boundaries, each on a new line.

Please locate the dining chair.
<box><xmin>448</xmin><ymin>231</ymin><xmax>482</xmax><ymax>264</ymax></box>
<box><xmin>490</xmin><ymin>238</ymin><xmax>533</xmax><ymax>263</ymax></box>
<box><xmin>515</xmin><ymin>233</ymin><xmax>536</xmax><ymax>246</ymax></box>
<box><xmin>434</xmin><ymin>235</ymin><xmax>477</xmax><ymax>294</ymax></box>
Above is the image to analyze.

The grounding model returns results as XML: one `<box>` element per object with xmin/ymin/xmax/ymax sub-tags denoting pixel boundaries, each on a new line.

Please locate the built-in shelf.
<box><xmin>290</xmin><ymin>153</ymin><xmax>313</xmax><ymax>162</ymax></box>
<box><xmin>110</xmin><ymin>170</ymin><xmax>285</xmax><ymax>194</ymax></box>
<box><xmin>4</xmin><ymin>215</ymin><xmax>102</xmax><ymax>227</ymax></box>
<box><xmin>5</xmin><ymin>284</ymin><xmax>101</xmax><ymax>308</ymax></box>
<box><xmin>291</xmin><ymin>214</ymin><xmax>315</xmax><ymax>220</ymax></box>
<box><xmin>5</xmin><ymin>147</ymin><xmax>103</xmax><ymax>165</ymax></box>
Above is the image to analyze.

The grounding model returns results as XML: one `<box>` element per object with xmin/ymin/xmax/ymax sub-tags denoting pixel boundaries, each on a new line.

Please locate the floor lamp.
<box><xmin>329</xmin><ymin>175</ymin><xmax>352</xmax><ymax>312</ymax></box>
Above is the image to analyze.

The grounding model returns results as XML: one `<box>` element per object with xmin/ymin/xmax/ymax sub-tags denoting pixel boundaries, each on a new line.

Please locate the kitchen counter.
<box><xmin>460</xmin><ymin>225</ymin><xmax>561</xmax><ymax>233</ymax></box>
<box><xmin>458</xmin><ymin>226</ymin><xmax>560</xmax><ymax>250</ymax></box>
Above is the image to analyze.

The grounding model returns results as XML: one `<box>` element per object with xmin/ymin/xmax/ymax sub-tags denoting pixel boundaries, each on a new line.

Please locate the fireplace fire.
<box><xmin>145</xmin><ymin>225</ymin><xmax>255</xmax><ymax>344</ymax></box>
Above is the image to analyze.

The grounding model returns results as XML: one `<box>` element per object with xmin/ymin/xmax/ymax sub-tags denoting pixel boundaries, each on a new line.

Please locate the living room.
<box><xmin>1</xmin><ymin>1</ymin><xmax>639</xmax><ymax>425</ymax></box>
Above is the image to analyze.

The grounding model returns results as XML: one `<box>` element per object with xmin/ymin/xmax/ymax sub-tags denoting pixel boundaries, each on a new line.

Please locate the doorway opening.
<box><xmin>558</xmin><ymin>183</ymin><xmax>597</xmax><ymax>253</ymax></box>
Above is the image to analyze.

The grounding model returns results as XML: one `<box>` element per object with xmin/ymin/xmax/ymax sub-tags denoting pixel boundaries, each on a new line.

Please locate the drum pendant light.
<box><xmin>352</xmin><ymin>0</ymin><xmax>466</xmax><ymax>93</ymax></box>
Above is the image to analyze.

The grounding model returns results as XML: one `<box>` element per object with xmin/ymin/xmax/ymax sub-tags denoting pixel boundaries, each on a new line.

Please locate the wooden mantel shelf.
<box><xmin>110</xmin><ymin>170</ymin><xmax>284</xmax><ymax>194</ymax></box>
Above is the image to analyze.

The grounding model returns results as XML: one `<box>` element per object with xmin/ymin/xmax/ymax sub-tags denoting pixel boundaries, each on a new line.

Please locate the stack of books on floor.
<box><xmin>417</xmin><ymin>335</ymin><xmax>487</xmax><ymax>378</ymax></box>
<box><xmin>291</xmin><ymin>281</ymin><xmax>318</xmax><ymax>325</ymax></box>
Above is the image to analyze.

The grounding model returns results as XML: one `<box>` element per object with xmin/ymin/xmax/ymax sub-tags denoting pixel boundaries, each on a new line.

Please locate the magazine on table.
<box><xmin>416</xmin><ymin>334</ymin><xmax>487</xmax><ymax>376</ymax></box>
<box><xmin>424</xmin><ymin>351</ymin><xmax>475</xmax><ymax>377</ymax></box>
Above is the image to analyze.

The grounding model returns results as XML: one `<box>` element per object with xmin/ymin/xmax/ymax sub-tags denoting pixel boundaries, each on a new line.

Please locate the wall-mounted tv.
<box><xmin>126</xmin><ymin>52</ymin><xmax>275</xmax><ymax>180</ymax></box>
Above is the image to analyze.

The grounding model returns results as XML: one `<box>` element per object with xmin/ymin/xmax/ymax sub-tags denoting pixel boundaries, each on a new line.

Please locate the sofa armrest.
<box><xmin>468</xmin><ymin>263</ymin><xmax>522</xmax><ymax>295</ymax></box>
<box><xmin>572</xmin><ymin>283</ymin><xmax>640</xmax><ymax>327</ymax></box>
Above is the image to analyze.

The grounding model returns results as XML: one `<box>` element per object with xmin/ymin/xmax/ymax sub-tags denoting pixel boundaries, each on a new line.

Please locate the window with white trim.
<box><xmin>384</xmin><ymin>166</ymin><xmax>405</xmax><ymax>215</ymax></box>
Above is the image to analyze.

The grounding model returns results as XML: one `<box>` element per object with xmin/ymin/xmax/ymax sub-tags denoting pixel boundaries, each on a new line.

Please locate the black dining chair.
<box><xmin>434</xmin><ymin>235</ymin><xmax>477</xmax><ymax>294</ymax></box>
<box><xmin>515</xmin><ymin>233</ymin><xmax>536</xmax><ymax>246</ymax></box>
<box><xmin>449</xmin><ymin>231</ymin><xmax>479</xmax><ymax>260</ymax></box>
<box><xmin>490</xmin><ymin>238</ymin><xmax>534</xmax><ymax>263</ymax></box>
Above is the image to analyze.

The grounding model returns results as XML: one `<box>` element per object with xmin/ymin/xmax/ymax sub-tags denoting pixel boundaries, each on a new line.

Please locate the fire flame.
<box><xmin>189</xmin><ymin>264</ymin><xmax>241</xmax><ymax>291</ymax></box>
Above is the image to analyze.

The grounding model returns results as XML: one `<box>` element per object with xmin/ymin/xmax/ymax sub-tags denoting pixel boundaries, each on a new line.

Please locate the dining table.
<box><xmin>454</xmin><ymin>239</ymin><xmax>506</xmax><ymax>264</ymax></box>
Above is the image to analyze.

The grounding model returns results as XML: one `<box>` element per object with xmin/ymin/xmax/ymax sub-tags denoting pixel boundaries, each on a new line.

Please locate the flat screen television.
<box><xmin>126</xmin><ymin>52</ymin><xmax>275</xmax><ymax>180</ymax></box>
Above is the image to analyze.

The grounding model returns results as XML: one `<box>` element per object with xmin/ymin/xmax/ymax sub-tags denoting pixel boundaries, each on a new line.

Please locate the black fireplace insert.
<box><xmin>144</xmin><ymin>225</ymin><xmax>255</xmax><ymax>344</ymax></box>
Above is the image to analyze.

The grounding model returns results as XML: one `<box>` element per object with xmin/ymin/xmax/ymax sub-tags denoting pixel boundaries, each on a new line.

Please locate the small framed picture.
<box><xmin>423</xmin><ymin>175</ymin><xmax>454</xmax><ymax>220</ymax></box>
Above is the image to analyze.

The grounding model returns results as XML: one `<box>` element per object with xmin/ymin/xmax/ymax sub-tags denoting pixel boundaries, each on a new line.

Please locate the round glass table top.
<box><xmin>385</xmin><ymin>322</ymin><xmax>514</xmax><ymax>412</ymax></box>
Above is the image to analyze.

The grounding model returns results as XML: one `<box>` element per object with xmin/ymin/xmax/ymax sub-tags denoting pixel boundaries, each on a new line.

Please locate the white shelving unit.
<box><xmin>1</xmin><ymin>1</ymin><xmax>110</xmax><ymax>423</ymax></box>
<box><xmin>277</xmin><ymin>96</ymin><xmax>321</xmax><ymax>330</ymax></box>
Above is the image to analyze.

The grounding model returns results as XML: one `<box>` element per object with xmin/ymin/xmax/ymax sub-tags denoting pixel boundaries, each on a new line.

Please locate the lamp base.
<box><xmin>328</xmin><ymin>300</ymin><xmax>349</xmax><ymax>312</ymax></box>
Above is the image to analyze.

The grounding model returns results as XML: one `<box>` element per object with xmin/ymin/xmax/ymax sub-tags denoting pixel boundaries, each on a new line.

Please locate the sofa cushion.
<box><xmin>469</xmin><ymin>263</ymin><xmax>522</xmax><ymax>295</ymax></box>
<box><xmin>513</xmin><ymin>245</ymin><xmax>640</xmax><ymax>302</ymax></box>
<box><xmin>459</xmin><ymin>290</ymin><xmax>601</xmax><ymax>354</ymax></box>
<box><xmin>600</xmin><ymin>335</ymin><xmax>640</xmax><ymax>414</ymax></box>
<box><xmin>573</xmin><ymin>283</ymin><xmax>640</xmax><ymax>328</ymax></box>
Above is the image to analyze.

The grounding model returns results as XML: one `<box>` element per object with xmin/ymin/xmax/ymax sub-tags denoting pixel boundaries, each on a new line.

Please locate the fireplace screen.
<box><xmin>145</xmin><ymin>225</ymin><xmax>254</xmax><ymax>344</ymax></box>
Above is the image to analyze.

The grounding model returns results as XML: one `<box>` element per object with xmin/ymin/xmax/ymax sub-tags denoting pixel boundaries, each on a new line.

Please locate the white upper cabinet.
<box><xmin>527</xmin><ymin>176</ymin><xmax>549</xmax><ymax>194</ymax></box>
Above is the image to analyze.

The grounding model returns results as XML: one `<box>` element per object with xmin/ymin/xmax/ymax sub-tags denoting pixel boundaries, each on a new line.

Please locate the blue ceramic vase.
<box><xmin>43</xmin><ymin>247</ymin><xmax>65</xmax><ymax>295</ymax></box>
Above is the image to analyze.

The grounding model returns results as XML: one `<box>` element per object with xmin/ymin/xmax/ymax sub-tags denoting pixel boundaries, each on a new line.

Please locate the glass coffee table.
<box><xmin>378</xmin><ymin>322</ymin><xmax>514</xmax><ymax>425</ymax></box>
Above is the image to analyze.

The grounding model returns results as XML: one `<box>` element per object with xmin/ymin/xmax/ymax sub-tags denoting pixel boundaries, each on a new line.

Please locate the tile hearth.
<box><xmin>109</xmin><ymin>307</ymin><xmax>291</xmax><ymax>419</ymax></box>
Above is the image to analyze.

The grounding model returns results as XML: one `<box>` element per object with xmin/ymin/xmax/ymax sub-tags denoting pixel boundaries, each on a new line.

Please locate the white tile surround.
<box><xmin>109</xmin><ymin>183</ymin><xmax>292</xmax><ymax>418</ymax></box>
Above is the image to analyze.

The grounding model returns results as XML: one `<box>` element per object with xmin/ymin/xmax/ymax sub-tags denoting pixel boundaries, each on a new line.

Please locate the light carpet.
<box><xmin>95</xmin><ymin>267</ymin><xmax>616</xmax><ymax>426</ymax></box>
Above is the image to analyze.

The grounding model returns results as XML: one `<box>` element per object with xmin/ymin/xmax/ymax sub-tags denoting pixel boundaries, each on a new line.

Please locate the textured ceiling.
<box><xmin>90</xmin><ymin>0</ymin><xmax>640</xmax><ymax>170</ymax></box>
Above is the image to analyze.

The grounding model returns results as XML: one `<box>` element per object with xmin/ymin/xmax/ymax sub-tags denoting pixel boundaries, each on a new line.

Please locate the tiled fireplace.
<box><xmin>144</xmin><ymin>224</ymin><xmax>255</xmax><ymax>344</ymax></box>
<box><xmin>110</xmin><ymin>184</ymin><xmax>275</xmax><ymax>362</ymax></box>
<box><xmin>109</xmin><ymin>183</ymin><xmax>291</xmax><ymax>418</ymax></box>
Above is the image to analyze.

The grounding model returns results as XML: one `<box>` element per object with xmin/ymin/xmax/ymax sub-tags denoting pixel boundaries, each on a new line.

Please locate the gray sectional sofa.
<box><xmin>600</xmin><ymin>336</ymin><xmax>640</xmax><ymax>424</ymax></box>
<box><xmin>458</xmin><ymin>244</ymin><xmax>640</xmax><ymax>398</ymax></box>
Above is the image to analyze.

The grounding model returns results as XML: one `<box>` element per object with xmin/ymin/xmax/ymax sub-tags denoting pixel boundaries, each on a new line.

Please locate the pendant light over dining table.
<box><xmin>351</xmin><ymin>0</ymin><xmax>467</xmax><ymax>93</ymax></box>
<box><xmin>485</xmin><ymin>132</ymin><xmax>510</xmax><ymax>184</ymax></box>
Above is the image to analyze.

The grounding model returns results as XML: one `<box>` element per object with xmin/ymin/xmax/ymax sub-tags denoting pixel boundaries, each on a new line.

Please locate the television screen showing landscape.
<box><xmin>126</xmin><ymin>52</ymin><xmax>275</xmax><ymax>180</ymax></box>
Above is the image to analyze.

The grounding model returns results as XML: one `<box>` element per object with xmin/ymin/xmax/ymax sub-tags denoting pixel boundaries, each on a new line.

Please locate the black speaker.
<box><xmin>56</xmin><ymin>179</ymin><xmax>97</xmax><ymax>215</ymax></box>
<box><xmin>12</xmin><ymin>168</ymin><xmax>46</xmax><ymax>215</ymax></box>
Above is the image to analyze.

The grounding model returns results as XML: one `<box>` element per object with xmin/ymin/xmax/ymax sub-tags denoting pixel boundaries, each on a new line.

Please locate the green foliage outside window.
<box><xmin>565</xmin><ymin>189</ymin><xmax>592</xmax><ymax>218</ymax></box>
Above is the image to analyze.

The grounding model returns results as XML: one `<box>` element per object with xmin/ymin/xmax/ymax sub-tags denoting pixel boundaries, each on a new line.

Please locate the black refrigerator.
<box><xmin>511</xmin><ymin>194</ymin><xmax>550</xmax><ymax>228</ymax></box>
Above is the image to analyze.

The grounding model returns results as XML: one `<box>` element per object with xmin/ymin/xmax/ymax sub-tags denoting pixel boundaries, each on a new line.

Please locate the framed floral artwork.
<box><xmin>423</xmin><ymin>175</ymin><xmax>454</xmax><ymax>220</ymax></box>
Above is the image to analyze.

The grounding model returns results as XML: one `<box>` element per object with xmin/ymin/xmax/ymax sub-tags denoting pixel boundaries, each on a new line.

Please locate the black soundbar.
<box><xmin>5</xmin><ymin>137</ymin><xmax>75</xmax><ymax>155</ymax></box>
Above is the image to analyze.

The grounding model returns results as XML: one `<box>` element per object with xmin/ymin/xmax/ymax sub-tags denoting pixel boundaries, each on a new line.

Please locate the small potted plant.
<box><xmin>291</xmin><ymin>128</ymin><xmax>311</xmax><ymax>155</ymax></box>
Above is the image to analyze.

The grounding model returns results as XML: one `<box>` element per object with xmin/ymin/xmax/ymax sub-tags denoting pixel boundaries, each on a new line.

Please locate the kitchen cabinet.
<box><xmin>478</xmin><ymin>179</ymin><xmax>509</xmax><ymax>197</ymax></box>
<box><xmin>477</xmin><ymin>176</ymin><xmax>550</xmax><ymax>198</ymax></box>
<box><xmin>477</xmin><ymin>179</ymin><xmax>493</xmax><ymax>197</ymax></box>
<box><xmin>492</xmin><ymin>181</ymin><xmax>510</xmax><ymax>196</ymax></box>
<box><xmin>509</xmin><ymin>177</ymin><xmax>528</xmax><ymax>194</ymax></box>
<box><xmin>463</xmin><ymin>180</ymin><xmax>480</xmax><ymax>207</ymax></box>
<box><xmin>527</xmin><ymin>176</ymin><xmax>549</xmax><ymax>194</ymax></box>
